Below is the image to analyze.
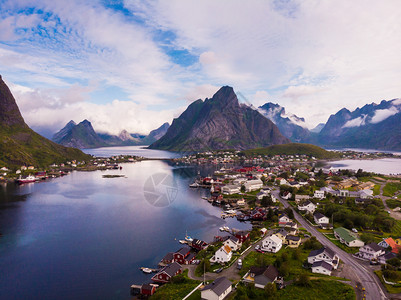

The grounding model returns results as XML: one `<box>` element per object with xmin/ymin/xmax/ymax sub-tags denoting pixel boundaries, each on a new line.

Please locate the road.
<box><xmin>271</xmin><ymin>190</ymin><xmax>388</xmax><ymax>300</ymax></box>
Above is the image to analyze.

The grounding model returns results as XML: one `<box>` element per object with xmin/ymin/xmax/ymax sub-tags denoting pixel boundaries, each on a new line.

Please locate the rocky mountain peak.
<box><xmin>0</xmin><ymin>75</ymin><xmax>27</xmax><ymax>128</ymax></box>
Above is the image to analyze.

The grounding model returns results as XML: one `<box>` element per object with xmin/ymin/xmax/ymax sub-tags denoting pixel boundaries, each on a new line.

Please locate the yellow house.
<box><xmin>285</xmin><ymin>235</ymin><xmax>301</xmax><ymax>248</ymax></box>
<box><xmin>275</xmin><ymin>228</ymin><xmax>288</xmax><ymax>242</ymax></box>
<box><xmin>395</xmin><ymin>237</ymin><xmax>401</xmax><ymax>246</ymax></box>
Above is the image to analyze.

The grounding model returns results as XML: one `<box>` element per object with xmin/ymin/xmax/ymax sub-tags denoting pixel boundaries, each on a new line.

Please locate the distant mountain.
<box><xmin>53</xmin><ymin>120</ymin><xmax>169</xmax><ymax>149</ymax></box>
<box><xmin>149</xmin><ymin>86</ymin><xmax>290</xmax><ymax>151</ymax></box>
<box><xmin>258</xmin><ymin>102</ymin><xmax>311</xmax><ymax>142</ymax></box>
<box><xmin>310</xmin><ymin>123</ymin><xmax>325</xmax><ymax>133</ymax></box>
<box><xmin>317</xmin><ymin>99</ymin><xmax>401</xmax><ymax>150</ymax></box>
<box><xmin>0</xmin><ymin>75</ymin><xmax>91</xmax><ymax>167</ymax></box>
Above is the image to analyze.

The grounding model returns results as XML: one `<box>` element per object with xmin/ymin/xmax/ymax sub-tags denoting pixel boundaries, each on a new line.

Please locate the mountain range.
<box><xmin>0</xmin><ymin>75</ymin><xmax>91</xmax><ymax>168</ymax></box>
<box><xmin>52</xmin><ymin>120</ymin><xmax>169</xmax><ymax>149</ymax></box>
<box><xmin>149</xmin><ymin>86</ymin><xmax>290</xmax><ymax>151</ymax></box>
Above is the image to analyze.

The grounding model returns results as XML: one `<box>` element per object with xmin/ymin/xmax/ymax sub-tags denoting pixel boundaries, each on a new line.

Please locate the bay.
<box><xmin>0</xmin><ymin>148</ymin><xmax>250</xmax><ymax>300</ymax></box>
<box><xmin>328</xmin><ymin>158</ymin><xmax>401</xmax><ymax>175</ymax></box>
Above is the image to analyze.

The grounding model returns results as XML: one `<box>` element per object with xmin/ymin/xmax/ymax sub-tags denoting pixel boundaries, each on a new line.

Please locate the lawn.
<box><xmin>149</xmin><ymin>270</ymin><xmax>201</xmax><ymax>300</ymax></box>
<box><xmin>231</xmin><ymin>279</ymin><xmax>355</xmax><ymax>300</ymax></box>
<box><xmin>386</xmin><ymin>199</ymin><xmax>401</xmax><ymax>209</ymax></box>
<box><xmin>277</xmin><ymin>279</ymin><xmax>355</xmax><ymax>300</ymax></box>
<box><xmin>373</xmin><ymin>184</ymin><xmax>381</xmax><ymax>196</ymax></box>
<box><xmin>322</xmin><ymin>233</ymin><xmax>359</xmax><ymax>254</ymax></box>
<box><xmin>383</xmin><ymin>182</ymin><xmax>401</xmax><ymax>197</ymax></box>
<box><xmin>374</xmin><ymin>270</ymin><xmax>401</xmax><ymax>294</ymax></box>
<box><xmin>388</xmin><ymin>219</ymin><xmax>401</xmax><ymax>237</ymax></box>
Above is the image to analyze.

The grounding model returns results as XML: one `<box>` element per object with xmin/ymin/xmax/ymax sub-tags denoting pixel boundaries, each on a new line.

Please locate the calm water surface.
<box><xmin>328</xmin><ymin>158</ymin><xmax>401</xmax><ymax>175</ymax></box>
<box><xmin>0</xmin><ymin>148</ymin><xmax>250</xmax><ymax>300</ymax></box>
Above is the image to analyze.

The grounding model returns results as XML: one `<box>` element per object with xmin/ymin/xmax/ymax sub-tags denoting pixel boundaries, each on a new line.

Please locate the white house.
<box><xmin>314</xmin><ymin>190</ymin><xmax>325</xmax><ymax>199</ymax></box>
<box><xmin>278</xmin><ymin>214</ymin><xmax>291</xmax><ymax>224</ymax></box>
<box><xmin>311</xmin><ymin>261</ymin><xmax>333</xmax><ymax>275</ymax></box>
<box><xmin>308</xmin><ymin>247</ymin><xmax>339</xmax><ymax>269</ymax></box>
<box><xmin>244</xmin><ymin>179</ymin><xmax>263</xmax><ymax>192</ymax></box>
<box><xmin>295</xmin><ymin>194</ymin><xmax>310</xmax><ymax>204</ymax></box>
<box><xmin>201</xmin><ymin>277</ymin><xmax>232</xmax><ymax>300</ymax></box>
<box><xmin>211</xmin><ymin>245</ymin><xmax>232</xmax><ymax>263</ymax></box>
<box><xmin>313</xmin><ymin>212</ymin><xmax>329</xmax><ymax>226</ymax></box>
<box><xmin>256</xmin><ymin>190</ymin><xmax>269</xmax><ymax>200</ymax></box>
<box><xmin>297</xmin><ymin>200</ymin><xmax>317</xmax><ymax>214</ymax></box>
<box><xmin>357</xmin><ymin>243</ymin><xmax>385</xmax><ymax>260</ymax></box>
<box><xmin>282</xmin><ymin>192</ymin><xmax>292</xmax><ymax>200</ymax></box>
<box><xmin>223</xmin><ymin>236</ymin><xmax>242</xmax><ymax>252</ymax></box>
<box><xmin>261</xmin><ymin>234</ymin><xmax>282</xmax><ymax>253</ymax></box>
<box><xmin>221</xmin><ymin>185</ymin><xmax>241</xmax><ymax>195</ymax></box>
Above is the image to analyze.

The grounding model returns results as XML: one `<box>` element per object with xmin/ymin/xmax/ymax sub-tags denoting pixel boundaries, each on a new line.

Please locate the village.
<box><xmin>131</xmin><ymin>151</ymin><xmax>401</xmax><ymax>299</ymax></box>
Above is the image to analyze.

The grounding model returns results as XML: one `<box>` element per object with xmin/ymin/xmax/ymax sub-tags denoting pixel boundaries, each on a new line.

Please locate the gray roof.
<box><xmin>286</xmin><ymin>235</ymin><xmax>300</xmax><ymax>241</ymax></box>
<box><xmin>381</xmin><ymin>252</ymin><xmax>397</xmax><ymax>261</ymax></box>
<box><xmin>366</xmin><ymin>243</ymin><xmax>383</xmax><ymax>252</ymax></box>
<box><xmin>308</xmin><ymin>247</ymin><xmax>335</xmax><ymax>259</ymax></box>
<box><xmin>312</xmin><ymin>260</ymin><xmax>333</xmax><ymax>271</ymax></box>
<box><xmin>254</xmin><ymin>265</ymin><xmax>279</xmax><ymax>286</ymax></box>
<box><xmin>313</xmin><ymin>212</ymin><xmax>326</xmax><ymax>219</ymax></box>
<box><xmin>176</xmin><ymin>246</ymin><xmax>191</xmax><ymax>256</ymax></box>
<box><xmin>162</xmin><ymin>262</ymin><xmax>182</xmax><ymax>277</ymax></box>
<box><xmin>202</xmin><ymin>277</ymin><xmax>231</xmax><ymax>296</ymax></box>
<box><xmin>277</xmin><ymin>228</ymin><xmax>288</xmax><ymax>237</ymax></box>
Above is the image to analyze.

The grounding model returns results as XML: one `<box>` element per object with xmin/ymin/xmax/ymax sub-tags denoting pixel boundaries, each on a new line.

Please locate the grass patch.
<box><xmin>374</xmin><ymin>270</ymin><xmax>401</xmax><ymax>294</ymax></box>
<box><xmin>388</xmin><ymin>220</ymin><xmax>401</xmax><ymax>237</ymax></box>
<box><xmin>383</xmin><ymin>182</ymin><xmax>401</xmax><ymax>197</ymax></box>
<box><xmin>150</xmin><ymin>270</ymin><xmax>200</xmax><ymax>300</ymax></box>
<box><xmin>277</xmin><ymin>279</ymin><xmax>355</xmax><ymax>300</ymax></box>
<box><xmin>373</xmin><ymin>184</ymin><xmax>381</xmax><ymax>196</ymax></box>
<box><xmin>322</xmin><ymin>234</ymin><xmax>359</xmax><ymax>254</ymax></box>
<box><xmin>386</xmin><ymin>199</ymin><xmax>401</xmax><ymax>209</ymax></box>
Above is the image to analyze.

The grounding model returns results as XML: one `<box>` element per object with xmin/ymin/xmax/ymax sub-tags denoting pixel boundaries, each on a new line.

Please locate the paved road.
<box><xmin>271</xmin><ymin>190</ymin><xmax>388</xmax><ymax>300</ymax></box>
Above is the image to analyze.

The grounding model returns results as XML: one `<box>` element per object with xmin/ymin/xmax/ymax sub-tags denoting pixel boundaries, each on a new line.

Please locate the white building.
<box><xmin>297</xmin><ymin>200</ymin><xmax>317</xmax><ymax>214</ymax></box>
<box><xmin>313</xmin><ymin>212</ymin><xmax>329</xmax><ymax>226</ymax></box>
<box><xmin>211</xmin><ymin>245</ymin><xmax>232</xmax><ymax>263</ymax></box>
<box><xmin>311</xmin><ymin>261</ymin><xmax>333</xmax><ymax>275</ymax></box>
<box><xmin>308</xmin><ymin>247</ymin><xmax>339</xmax><ymax>269</ymax></box>
<box><xmin>223</xmin><ymin>236</ymin><xmax>242</xmax><ymax>252</ymax></box>
<box><xmin>201</xmin><ymin>277</ymin><xmax>232</xmax><ymax>300</ymax></box>
<box><xmin>314</xmin><ymin>190</ymin><xmax>325</xmax><ymax>199</ymax></box>
<box><xmin>357</xmin><ymin>243</ymin><xmax>385</xmax><ymax>260</ymax></box>
<box><xmin>221</xmin><ymin>185</ymin><xmax>241</xmax><ymax>195</ymax></box>
<box><xmin>244</xmin><ymin>179</ymin><xmax>263</xmax><ymax>192</ymax></box>
<box><xmin>261</xmin><ymin>234</ymin><xmax>282</xmax><ymax>253</ymax></box>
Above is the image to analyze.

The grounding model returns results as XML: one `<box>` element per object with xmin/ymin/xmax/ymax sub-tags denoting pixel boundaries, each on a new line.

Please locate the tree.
<box><xmin>264</xmin><ymin>283</ymin><xmax>278</xmax><ymax>299</ymax></box>
<box><xmin>387</xmin><ymin>257</ymin><xmax>401</xmax><ymax>268</ymax></box>
<box><xmin>296</xmin><ymin>272</ymin><xmax>311</xmax><ymax>287</ymax></box>
<box><xmin>304</xmin><ymin>237</ymin><xmax>322</xmax><ymax>250</ymax></box>
<box><xmin>284</xmin><ymin>207</ymin><xmax>294</xmax><ymax>219</ymax></box>
<box><xmin>360</xmin><ymin>233</ymin><xmax>375</xmax><ymax>244</ymax></box>
<box><xmin>292</xmin><ymin>248</ymin><xmax>301</xmax><ymax>260</ymax></box>
<box><xmin>261</xmin><ymin>195</ymin><xmax>273</xmax><ymax>207</ymax></box>
<box><xmin>241</xmin><ymin>185</ymin><xmax>245</xmax><ymax>193</ymax></box>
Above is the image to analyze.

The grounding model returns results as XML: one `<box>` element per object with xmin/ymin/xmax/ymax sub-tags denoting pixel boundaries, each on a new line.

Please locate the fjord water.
<box><xmin>328</xmin><ymin>158</ymin><xmax>401</xmax><ymax>175</ymax></box>
<box><xmin>0</xmin><ymin>150</ymin><xmax>250</xmax><ymax>299</ymax></box>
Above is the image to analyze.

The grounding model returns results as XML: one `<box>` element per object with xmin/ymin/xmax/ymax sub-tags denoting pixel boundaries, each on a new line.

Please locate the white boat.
<box><xmin>17</xmin><ymin>175</ymin><xmax>37</xmax><ymax>184</ymax></box>
<box><xmin>179</xmin><ymin>240</ymin><xmax>187</xmax><ymax>244</ymax></box>
<box><xmin>142</xmin><ymin>268</ymin><xmax>152</xmax><ymax>274</ymax></box>
<box><xmin>219</xmin><ymin>227</ymin><xmax>225</xmax><ymax>232</ymax></box>
<box><xmin>223</xmin><ymin>226</ymin><xmax>230</xmax><ymax>231</ymax></box>
<box><xmin>189</xmin><ymin>182</ymin><xmax>199</xmax><ymax>188</ymax></box>
<box><xmin>201</xmin><ymin>196</ymin><xmax>209</xmax><ymax>200</ymax></box>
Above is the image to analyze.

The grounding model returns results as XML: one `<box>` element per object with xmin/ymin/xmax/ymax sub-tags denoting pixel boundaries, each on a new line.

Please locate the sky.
<box><xmin>1</xmin><ymin>0</ymin><xmax>401</xmax><ymax>137</ymax></box>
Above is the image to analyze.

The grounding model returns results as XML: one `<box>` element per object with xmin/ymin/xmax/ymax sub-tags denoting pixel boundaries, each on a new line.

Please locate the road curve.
<box><xmin>272</xmin><ymin>190</ymin><xmax>388</xmax><ymax>300</ymax></box>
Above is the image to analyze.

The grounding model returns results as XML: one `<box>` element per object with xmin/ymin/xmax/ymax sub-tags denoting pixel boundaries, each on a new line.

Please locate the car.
<box><xmin>237</xmin><ymin>259</ymin><xmax>242</xmax><ymax>270</ymax></box>
<box><xmin>304</xmin><ymin>234</ymin><xmax>311</xmax><ymax>238</ymax></box>
<box><xmin>215</xmin><ymin>268</ymin><xmax>223</xmax><ymax>273</ymax></box>
<box><xmin>254</xmin><ymin>244</ymin><xmax>260</xmax><ymax>250</ymax></box>
<box><xmin>352</xmin><ymin>228</ymin><xmax>358</xmax><ymax>233</ymax></box>
<box><xmin>256</xmin><ymin>249</ymin><xmax>265</xmax><ymax>253</ymax></box>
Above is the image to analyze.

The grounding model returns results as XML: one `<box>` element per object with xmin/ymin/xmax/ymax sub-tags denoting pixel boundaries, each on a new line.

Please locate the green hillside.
<box><xmin>242</xmin><ymin>143</ymin><xmax>341</xmax><ymax>159</ymax></box>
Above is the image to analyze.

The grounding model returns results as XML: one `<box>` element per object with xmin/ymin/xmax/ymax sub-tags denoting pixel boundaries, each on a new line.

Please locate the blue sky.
<box><xmin>1</xmin><ymin>0</ymin><xmax>401</xmax><ymax>136</ymax></box>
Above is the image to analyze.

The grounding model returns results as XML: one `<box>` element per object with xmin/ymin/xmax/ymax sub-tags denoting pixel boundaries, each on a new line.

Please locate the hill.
<box><xmin>0</xmin><ymin>75</ymin><xmax>91</xmax><ymax>168</ymax></box>
<box><xmin>149</xmin><ymin>86</ymin><xmax>290</xmax><ymax>151</ymax></box>
<box><xmin>242</xmin><ymin>143</ymin><xmax>341</xmax><ymax>159</ymax></box>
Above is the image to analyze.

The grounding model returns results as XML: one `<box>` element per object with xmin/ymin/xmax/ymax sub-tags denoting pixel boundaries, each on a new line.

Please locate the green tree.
<box><xmin>241</xmin><ymin>185</ymin><xmax>245</xmax><ymax>193</ymax></box>
<box><xmin>264</xmin><ymin>283</ymin><xmax>278</xmax><ymax>299</ymax></box>
<box><xmin>296</xmin><ymin>272</ymin><xmax>311</xmax><ymax>287</ymax></box>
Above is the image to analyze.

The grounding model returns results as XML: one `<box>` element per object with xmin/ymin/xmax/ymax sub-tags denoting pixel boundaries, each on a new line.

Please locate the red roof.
<box><xmin>386</xmin><ymin>238</ymin><xmax>401</xmax><ymax>254</ymax></box>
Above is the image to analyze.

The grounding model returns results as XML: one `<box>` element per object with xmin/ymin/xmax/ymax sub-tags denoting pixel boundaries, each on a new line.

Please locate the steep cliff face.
<box><xmin>0</xmin><ymin>75</ymin><xmax>91</xmax><ymax>167</ymax></box>
<box><xmin>149</xmin><ymin>86</ymin><xmax>290</xmax><ymax>151</ymax></box>
<box><xmin>258</xmin><ymin>102</ymin><xmax>311</xmax><ymax>143</ymax></box>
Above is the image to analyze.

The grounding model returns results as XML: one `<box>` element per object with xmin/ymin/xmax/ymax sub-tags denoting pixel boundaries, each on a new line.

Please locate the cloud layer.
<box><xmin>1</xmin><ymin>0</ymin><xmax>401</xmax><ymax>135</ymax></box>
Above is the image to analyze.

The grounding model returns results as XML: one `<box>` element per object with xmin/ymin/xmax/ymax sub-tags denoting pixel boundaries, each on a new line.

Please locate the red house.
<box><xmin>190</xmin><ymin>239</ymin><xmax>209</xmax><ymax>251</ymax></box>
<box><xmin>151</xmin><ymin>262</ymin><xmax>182</xmax><ymax>283</ymax></box>
<box><xmin>235</xmin><ymin>231</ymin><xmax>250</xmax><ymax>243</ymax></box>
<box><xmin>141</xmin><ymin>284</ymin><xmax>157</xmax><ymax>296</ymax></box>
<box><xmin>173</xmin><ymin>246</ymin><xmax>194</xmax><ymax>265</ymax></box>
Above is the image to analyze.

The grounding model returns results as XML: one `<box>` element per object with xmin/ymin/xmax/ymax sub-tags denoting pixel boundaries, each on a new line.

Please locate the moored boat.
<box><xmin>16</xmin><ymin>175</ymin><xmax>37</xmax><ymax>184</ymax></box>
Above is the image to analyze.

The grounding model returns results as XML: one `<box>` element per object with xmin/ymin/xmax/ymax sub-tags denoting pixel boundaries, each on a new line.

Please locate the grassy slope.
<box><xmin>242</xmin><ymin>143</ymin><xmax>341</xmax><ymax>159</ymax></box>
<box><xmin>0</xmin><ymin>125</ymin><xmax>91</xmax><ymax>168</ymax></box>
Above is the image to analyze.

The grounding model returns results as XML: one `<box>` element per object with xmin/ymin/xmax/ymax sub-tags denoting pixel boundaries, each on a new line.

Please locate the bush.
<box><xmin>296</xmin><ymin>272</ymin><xmax>311</xmax><ymax>287</ymax></box>
<box><xmin>303</xmin><ymin>237</ymin><xmax>322</xmax><ymax>250</ymax></box>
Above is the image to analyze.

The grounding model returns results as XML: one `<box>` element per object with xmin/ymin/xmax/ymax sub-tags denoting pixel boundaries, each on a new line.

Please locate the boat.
<box><xmin>142</xmin><ymin>268</ymin><xmax>153</xmax><ymax>274</ymax></box>
<box><xmin>179</xmin><ymin>240</ymin><xmax>187</xmax><ymax>244</ymax></box>
<box><xmin>185</xmin><ymin>233</ymin><xmax>193</xmax><ymax>242</ymax></box>
<box><xmin>223</xmin><ymin>226</ymin><xmax>230</xmax><ymax>231</ymax></box>
<box><xmin>189</xmin><ymin>182</ymin><xmax>199</xmax><ymax>188</ymax></box>
<box><xmin>17</xmin><ymin>175</ymin><xmax>37</xmax><ymax>184</ymax></box>
<box><xmin>201</xmin><ymin>196</ymin><xmax>208</xmax><ymax>200</ymax></box>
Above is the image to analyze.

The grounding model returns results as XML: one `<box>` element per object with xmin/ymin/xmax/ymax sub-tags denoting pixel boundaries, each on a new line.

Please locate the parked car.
<box><xmin>237</xmin><ymin>259</ymin><xmax>242</xmax><ymax>270</ymax></box>
<box><xmin>254</xmin><ymin>244</ymin><xmax>260</xmax><ymax>250</ymax></box>
<box><xmin>215</xmin><ymin>268</ymin><xmax>223</xmax><ymax>273</ymax></box>
<box><xmin>352</xmin><ymin>228</ymin><xmax>358</xmax><ymax>233</ymax></box>
<box><xmin>304</xmin><ymin>234</ymin><xmax>311</xmax><ymax>238</ymax></box>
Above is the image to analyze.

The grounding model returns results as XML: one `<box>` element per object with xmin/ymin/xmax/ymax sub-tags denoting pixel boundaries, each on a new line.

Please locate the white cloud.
<box><xmin>343</xmin><ymin>115</ymin><xmax>367</xmax><ymax>128</ymax></box>
<box><xmin>370</xmin><ymin>107</ymin><xmax>399</xmax><ymax>124</ymax></box>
